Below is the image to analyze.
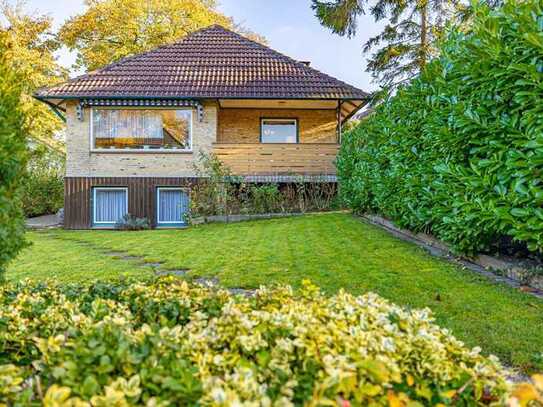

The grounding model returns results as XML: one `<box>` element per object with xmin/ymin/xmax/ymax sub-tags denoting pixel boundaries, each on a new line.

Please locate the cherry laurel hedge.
<box><xmin>337</xmin><ymin>0</ymin><xmax>543</xmax><ymax>254</ymax></box>
<box><xmin>1</xmin><ymin>277</ymin><xmax>542</xmax><ymax>406</ymax></box>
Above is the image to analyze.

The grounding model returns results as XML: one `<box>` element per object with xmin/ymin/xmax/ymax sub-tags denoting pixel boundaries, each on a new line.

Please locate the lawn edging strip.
<box><xmin>192</xmin><ymin>210</ymin><xmax>347</xmax><ymax>225</ymax></box>
<box><xmin>359</xmin><ymin>214</ymin><xmax>543</xmax><ymax>299</ymax></box>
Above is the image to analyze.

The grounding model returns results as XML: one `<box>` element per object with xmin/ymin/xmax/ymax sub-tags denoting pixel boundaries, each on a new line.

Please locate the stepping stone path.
<box><xmin>227</xmin><ymin>288</ymin><xmax>256</xmax><ymax>297</ymax></box>
<box><xmin>155</xmin><ymin>269</ymin><xmax>189</xmax><ymax>277</ymax></box>
<box><xmin>51</xmin><ymin>234</ymin><xmax>256</xmax><ymax>296</ymax></box>
<box><xmin>194</xmin><ymin>277</ymin><xmax>221</xmax><ymax>287</ymax></box>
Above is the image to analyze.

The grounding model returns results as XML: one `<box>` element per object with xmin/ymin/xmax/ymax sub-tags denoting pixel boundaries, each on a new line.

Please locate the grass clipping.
<box><xmin>0</xmin><ymin>277</ymin><xmax>540</xmax><ymax>406</ymax></box>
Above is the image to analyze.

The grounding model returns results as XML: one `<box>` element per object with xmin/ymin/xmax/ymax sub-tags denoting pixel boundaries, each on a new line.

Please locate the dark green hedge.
<box><xmin>0</xmin><ymin>33</ymin><xmax>27</xmax><ymax>278</ymax></box>
<box><xmin>20</xmin><ymin>149</ymin><xmax>64</xmax><ymax>218</ymax></box>
<box><xmin>338</xmin><ymin>0</ymin><xmax>543</xmax><ymax>254</ymax></box>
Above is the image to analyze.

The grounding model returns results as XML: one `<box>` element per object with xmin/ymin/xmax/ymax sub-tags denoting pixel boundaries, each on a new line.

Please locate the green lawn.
<box><xmin>8</xmin><ymin>213</ymin><xmax>543</xmax><ymax>372</ymax></box>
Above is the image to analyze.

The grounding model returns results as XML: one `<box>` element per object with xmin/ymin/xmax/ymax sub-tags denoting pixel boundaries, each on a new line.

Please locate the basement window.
<box><xmin>92</xmin><ymin>187</ymin><xmax>128</xmax><ymax>227</ymax></box>
<box><xmin>260</xmin><ymin>118</ymin><xmax>298</xmax><ymax>143</ymax></box>
<box><xmin>156</xmin><ymin>187</ymin><xmax>189</xmax><ymax>227</ymax></box>
<box><xmin>91</xmin><ymin>108</ymin><xmax>192</xmax><ymax>151</ymax></box>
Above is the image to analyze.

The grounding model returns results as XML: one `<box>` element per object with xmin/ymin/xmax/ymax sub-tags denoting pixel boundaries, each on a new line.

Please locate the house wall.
<box><xmin>64</xmin><ymin>176</ymin><xmax>197</xmax><ymax>229</ymax></box>
<box><xmin>62</xmin><ymin>102</ymin><xmax>340</xmax><ymax>229</ymax></box>
<box><xmin>65</xmin><ymin>101</ymin><xmax>218</xmax><ymax>177</ymax></box>
<box><xmin>217</xmin><ymin>108</ymin><xmax>337</xmax><ymax>143</ymax></box>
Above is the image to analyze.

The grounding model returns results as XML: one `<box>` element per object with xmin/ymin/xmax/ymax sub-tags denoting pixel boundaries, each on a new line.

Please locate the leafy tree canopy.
<box><xmin>59</xmin><ymin>0</ymin><xmax>266</xmax><ymax>71</ymax></box>
<box><xmin>312</xmin><ymin>0</ymin><xmax>460</xmax><ymax>89</ymax></box>
<box><xmin>0</xmin><ymin>1</ymin><xmax>67</xmax><ymax>153</ymax></box>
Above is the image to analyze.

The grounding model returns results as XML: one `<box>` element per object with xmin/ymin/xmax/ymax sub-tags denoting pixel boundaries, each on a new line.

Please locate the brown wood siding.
<box><xmin>213</xmin><ymin>143</ymin><xmax>339</xmax><ymax>175</ymax></box>
<box><xmin>217</xmin><ymin>108</ymin><xmax>337</xmax><ymax>143</ymax></box>
<box><xmin>64</xmin><ymin>177</ymin><xmax>197</xmax><ymax>229</ymax></box>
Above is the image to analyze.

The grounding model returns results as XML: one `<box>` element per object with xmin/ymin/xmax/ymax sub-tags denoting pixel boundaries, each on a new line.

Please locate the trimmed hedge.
<box><xmin>337</xmin><ymin>0</ymin><xmax>543</xmax><ymax>254</ymax></box>
<box><xmin>0</xmin><ymin>277</ymin><xmax>538</xmax><ymax>405</ymax></box>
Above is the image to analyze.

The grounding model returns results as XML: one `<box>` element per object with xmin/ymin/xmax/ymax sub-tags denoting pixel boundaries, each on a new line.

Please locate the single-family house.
<box><xmin>35</xmin><ymin>25</ymin><xmax>368</xmax><ymax>229</ymax></box>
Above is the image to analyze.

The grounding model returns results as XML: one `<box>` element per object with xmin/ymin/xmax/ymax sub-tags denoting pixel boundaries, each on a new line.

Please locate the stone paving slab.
<box><xmin>26</xmin><ymin>214</ymin><xmax>60</xmax><ymax>229</ymax></box>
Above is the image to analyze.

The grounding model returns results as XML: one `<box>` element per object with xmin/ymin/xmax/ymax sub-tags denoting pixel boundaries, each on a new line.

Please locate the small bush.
<box><xmin>249</xmin><ymin>184</ymin><xmax>282</xmax><ymax>213</ymax></box>
<box><xmin>1</xmin><ymin>278</ymin><xmax>539</xmax><ymax>405</ymax></box>
<box><xmin>20</xmin><ymin>147</ymin><xmax>64</xmax><ymax>218</ymax></box>
<box><xmin>115</xmin><ymin>214</ymin><xmax>150</xmax><ymax>230</ymax></box>
<box><xmin>190</xmin><ymin>152</ymin><xmax>242</xmax><ymax>217</ymax></box>
<box><xmin>0</xmin><ymin>32</ymin><xmax>27</xmax><ymax>279</ymax></box>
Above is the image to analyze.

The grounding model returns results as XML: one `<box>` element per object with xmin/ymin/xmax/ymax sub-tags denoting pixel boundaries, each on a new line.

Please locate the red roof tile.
<box><xmin>36</xmin><ymin>25</ymin><xmax>368</xmax><ymax>100</ymax></box>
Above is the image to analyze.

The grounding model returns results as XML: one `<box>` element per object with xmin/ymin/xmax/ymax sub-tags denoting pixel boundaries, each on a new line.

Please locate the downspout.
<box><xmin>49</xmin><ymin>104</ymin><xmax>67</xmax><ymax>122</ymax></box>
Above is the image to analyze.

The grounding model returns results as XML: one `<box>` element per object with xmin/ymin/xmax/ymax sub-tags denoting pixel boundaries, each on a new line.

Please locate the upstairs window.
<box><xmin>92</xmin><ymin>109</ymin><xmax>192</xmax><ymax>150</ymax></box>
<box><xmin>260</xmin><ymin>118</ymin><xmax>298</xmax><ymax>143</ymax></box>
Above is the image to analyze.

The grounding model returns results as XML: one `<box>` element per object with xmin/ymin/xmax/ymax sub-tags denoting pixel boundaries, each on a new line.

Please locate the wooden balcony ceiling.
<box><xmin>218</xmin><ymin>99</ymin><xmax>366</xmax><ymax>124</ymax></box>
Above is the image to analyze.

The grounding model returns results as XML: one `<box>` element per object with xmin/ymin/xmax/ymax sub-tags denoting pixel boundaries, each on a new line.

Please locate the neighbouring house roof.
<box><xmin>35</xmin><ymin>25</ymin><xmax>369</xmax><ymax>102</ymax></box>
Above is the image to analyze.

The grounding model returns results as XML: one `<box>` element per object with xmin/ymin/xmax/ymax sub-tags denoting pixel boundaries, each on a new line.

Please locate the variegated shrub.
<box><xmin>0</xmin><ymin>278</ymin><xmax>539</xmax><ymax>406</ymax></box>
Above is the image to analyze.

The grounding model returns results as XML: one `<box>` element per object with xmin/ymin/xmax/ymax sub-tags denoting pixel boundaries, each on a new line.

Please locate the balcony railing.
<box><xmin>212</xmin><ymin>143</ymin><xmax>339</xmax><ymax>176</ymax></box>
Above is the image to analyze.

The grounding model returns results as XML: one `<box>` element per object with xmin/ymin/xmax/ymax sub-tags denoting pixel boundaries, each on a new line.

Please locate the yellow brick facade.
<box><xmin>217</xmin><ymin>108</ymin><xmax>337</xmax><ymax>144</ymax></box>
<box><xmin>65</xmin><ymin>101</ymin><xmax>218</xmax><ymax>177</ymax></box>
<box><xmin>64</xmin><ymin>103</ymin><xmax>339</xmax><ymax>178</ymax></box>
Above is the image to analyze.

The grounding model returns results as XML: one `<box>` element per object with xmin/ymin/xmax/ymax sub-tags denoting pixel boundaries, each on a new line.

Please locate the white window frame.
<box><xmin>92</xmin><ymin>187</ymin><xmax>128</xmax><ymax>225</ymax></box>
<box><xmin>260</xmin><ymin>118</ymin><xmax>298</xmax><ymax>144</ymax></box>
<box><xmin>156</xmin><ymin>187</ymin><xmax>189</xmax><ymax>226</ymax></box>
<box><xmin>89</xmin><ymin>107</ymin><xmax>193</xmax><ymax>153</ymax></box>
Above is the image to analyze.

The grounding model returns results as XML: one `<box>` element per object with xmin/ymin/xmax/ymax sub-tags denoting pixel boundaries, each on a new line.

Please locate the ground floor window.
<box><xmin>93</xmin><ymin>187</ymin><xmax>128</xmax><ymax>226</ymax></box>
<box><xmin>156</xmin><ymin>187</ymin><xmax>189</xmax><ymax>226</ymax></box>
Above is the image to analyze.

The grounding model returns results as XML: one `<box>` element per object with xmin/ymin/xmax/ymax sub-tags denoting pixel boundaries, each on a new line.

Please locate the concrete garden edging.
<box><xmin>360</xmin><ymin>214</ymin><xmax>543</xmax><ymax>298</ymax></box>
<box><xmin>191</xmin><ymin>211</ymin><xmax>346</xmax><ymax>225</ymax></box>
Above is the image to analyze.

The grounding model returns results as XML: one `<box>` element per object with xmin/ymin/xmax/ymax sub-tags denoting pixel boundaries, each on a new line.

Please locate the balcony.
<box><xmin>212</xmin><ymin>143</ymin><xmax>339</xmax><ymax>180</ymax></box>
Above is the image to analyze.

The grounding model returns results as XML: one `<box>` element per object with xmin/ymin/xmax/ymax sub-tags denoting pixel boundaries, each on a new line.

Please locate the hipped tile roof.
<box><xmin>36</xmin><ymin>25</ymin><xmax>368</xmax><ymax>100</ymax></box>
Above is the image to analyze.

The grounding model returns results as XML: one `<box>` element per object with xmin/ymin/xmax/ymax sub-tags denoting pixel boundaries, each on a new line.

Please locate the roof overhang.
<box><xmin>218</xmin><ymin>98</ymin><xmax>339</xmax><ymax>110</ymax></box>
<box><xmin>217</xmin><ymin>97</ymin><xmax>367</xmax><ymax>124</ymax></box>
<box><xmin>34</xmin><ymin>94</ymin><xmax>368</xmax><ymax>125</ymax></box>
<box><xmin>337</xmin><ymin>99</ymin><xmax>366</xmax><ymax>124</ymax></box>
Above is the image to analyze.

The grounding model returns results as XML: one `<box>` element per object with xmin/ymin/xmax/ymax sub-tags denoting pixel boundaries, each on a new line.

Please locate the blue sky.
<box><xmin>24</xmin><ymin>0</ymin><xmax>382</xmax><ymax>92</ymax></box>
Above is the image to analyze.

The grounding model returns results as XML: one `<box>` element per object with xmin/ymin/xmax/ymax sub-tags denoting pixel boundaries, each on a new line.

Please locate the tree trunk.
<box><xmin>419</xmin><ymin>1</ymin><xmax>428</xmax><ymax>70</ymax></box>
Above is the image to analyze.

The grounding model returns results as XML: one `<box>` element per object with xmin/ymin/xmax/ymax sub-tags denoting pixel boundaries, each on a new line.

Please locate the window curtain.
<box><xmin>95</xmin><ymin>189</ymin><xmax>127</xmax><ymax>223</ymax></box>
<box><xmin>158</xmin><ymin>190</ymin><xmax>188</xmax><ymax>223</ymax></box>
<box><xmin>93</xmin><ymin>110</ymin><xmax>163</xmax><ymax>139</ymax></box>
